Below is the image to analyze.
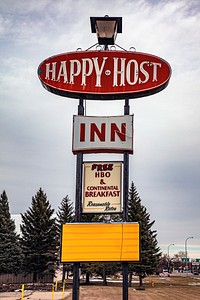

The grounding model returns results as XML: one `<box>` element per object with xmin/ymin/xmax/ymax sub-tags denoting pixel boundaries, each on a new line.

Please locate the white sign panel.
<box><xmin>72</xmin><ymin>115</ymin><xmax>133</xmax><ymax>154</ymax></box>
<box><xmin>83</xmin><ymin>162</ymin><xmax>122</xmax><ymax>213</ymax></box>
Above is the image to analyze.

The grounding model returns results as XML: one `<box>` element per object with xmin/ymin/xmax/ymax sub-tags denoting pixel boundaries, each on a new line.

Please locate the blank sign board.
<box><xmin>61</xmin><ymin>223</ymin><xmax>140</xmax><ymax>262</ymax></box>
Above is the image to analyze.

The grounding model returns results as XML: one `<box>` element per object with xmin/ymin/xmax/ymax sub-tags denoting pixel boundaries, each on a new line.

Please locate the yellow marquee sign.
<box><xmin>61</xmin><ymin>223</ymin><xmax>140</xmax><ymax>262</ymax></box>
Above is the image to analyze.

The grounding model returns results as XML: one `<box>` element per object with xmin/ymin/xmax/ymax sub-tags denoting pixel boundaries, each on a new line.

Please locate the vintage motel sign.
<box><xmin>38</xmin><ymin>50</ymin><xmax>171</xmax><ymax>100</ymax></box>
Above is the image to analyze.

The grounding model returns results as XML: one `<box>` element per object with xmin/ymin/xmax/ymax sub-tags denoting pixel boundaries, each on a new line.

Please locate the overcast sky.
<box><xmin>0</xmin><ymin>0</ymin><xmax>200</xmax><ymax>258</ymax></box>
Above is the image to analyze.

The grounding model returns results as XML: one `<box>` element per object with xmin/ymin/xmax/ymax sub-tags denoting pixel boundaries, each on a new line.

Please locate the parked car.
<box><xmin>193</xmin><ymin>270</ymin><xmax>199</xmax><ymax>275</ymax></box>
<box><xmin>159</xmin><ymin>270</ymin><xmax>170</xmax><ymax>277</ymax></box>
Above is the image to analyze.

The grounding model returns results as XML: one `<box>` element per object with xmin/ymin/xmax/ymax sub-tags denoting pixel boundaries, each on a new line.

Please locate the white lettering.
<box><xmin>45</xmin><ymin>62</ymin><xmax>57</xmax><ymax>81</ymax></box>
<box><xmin>126</xmin><ymin>59</ymin><xmax>138</xmax><ymax>85</ymax></box>
<box><xmin>139</xmin><ymin>61</ymin><xmax>150</xmax><ymax>84</ymax></box>
<box><xmin>151</xmin><ymin>62</ymin><xmax>161</xmax><ymax>82</ymax></box>
<box><xmin>81</xmin><ymin>58</ymin><xmax>93</xmax><ymax>86</ymax></box>
<box><xmin>92</xmin><ymin>57</ymin><xmax>107</xmax><ymax>87</ymax></box>
<box><xmin>44</xmin><ymin>56</ymin><xmax>164</xmax><ymax>89</ymax></box>
<box><xmin>113</xmin><ymin>58</ymin><xmax>126</xmax><ymax>86</ymax></box>
<box><xmin>69</xmin><ymin>60</ymin><xmax>81</xmax><ymax>84</ymax></box>
<box><xmin>56</xmin><ymin>61</ymin><xmax>68</xmax><ymax>83</ymax></box>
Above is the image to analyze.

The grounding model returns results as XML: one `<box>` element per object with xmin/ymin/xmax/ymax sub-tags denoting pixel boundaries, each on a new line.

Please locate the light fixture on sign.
<box><xmin>90</xmin><ymin>15</ymin><xmax>122</xmax><ymax>49</ymax></box>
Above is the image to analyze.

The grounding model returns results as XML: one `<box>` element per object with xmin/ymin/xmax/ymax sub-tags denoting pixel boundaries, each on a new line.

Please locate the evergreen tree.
<box><xmin>20</xmin><ymin>188</ymin><xmax>59</xmax><ymax>282</ymax></box>
<box><xmin>0</xmin><ymin>190</ymin><xmax>23</xmax><ymax>274</ymax></box>
<box><xmin>86</xmin><ymin>262</ymin><xmax>120</xmax><ymax>285</ymax></box>
<box><xmin>57</xmin><ymin>195</ymin><xmax>74</xmax><ymax>282</ymax></box>
<box><xmin>128</xmin><ymin>182</ymin><xmax>161</xmax><ymax>288</ymax></box>
<box><xmin>57</xmin><ymin>195</ymin><xmax>74</xmax><ymax>226</ymax></box>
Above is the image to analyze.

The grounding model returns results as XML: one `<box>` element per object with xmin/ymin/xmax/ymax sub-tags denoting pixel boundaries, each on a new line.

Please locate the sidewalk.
<box><xmin>0</xmin><ymin>290</ymin><xmax>71</xmax><ymax>300</ymax></box>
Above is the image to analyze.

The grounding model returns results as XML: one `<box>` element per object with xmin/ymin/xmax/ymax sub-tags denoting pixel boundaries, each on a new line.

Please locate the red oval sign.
<box><xmin>38</xmin><ymin>50</ymin><xmax>171</xmax><ymax>100</ymax></box>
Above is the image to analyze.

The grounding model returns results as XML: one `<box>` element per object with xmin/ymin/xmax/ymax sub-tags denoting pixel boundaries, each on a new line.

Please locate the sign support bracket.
<box><xmin>72</xmin><ymin>97</ymin><xmax>131</xmax><ymax>300</ymax></box>
<box><xmin>72</xmin><ymin>97</ymin><xmax>84</xmax><ymax>300</ymax></box>
<box><xmin>122</xmin><ymin>98</ymin><xmax>130</xmax><ymax>300</ymax></box>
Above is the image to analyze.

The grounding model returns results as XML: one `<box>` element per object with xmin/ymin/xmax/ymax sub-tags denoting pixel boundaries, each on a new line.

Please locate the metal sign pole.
<box><xmin>72</xmin><ymin>97</ymin><xmax>84</xmax><ymax>300</ymax></box>
<box><xmin>122</xmin><ymin>98</ymin><xmax>130</xmax><ymax>300</ymax></box>
<box><xmin>123</xmin><ymin>98</ymin><xmax>130</xmax><ymax>222</ymax></box>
